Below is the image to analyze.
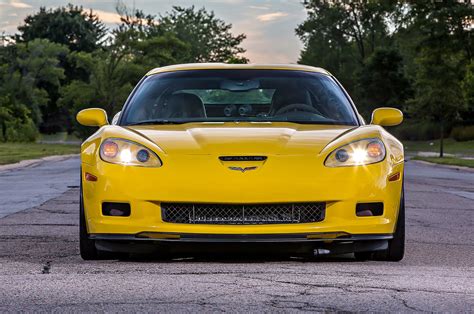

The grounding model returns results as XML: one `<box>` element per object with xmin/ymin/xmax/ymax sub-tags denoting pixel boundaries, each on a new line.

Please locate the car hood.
<box><xmin>125</xmin><ymin>122</ymin><xmax>357</xmax><ymax>156</ymax></box>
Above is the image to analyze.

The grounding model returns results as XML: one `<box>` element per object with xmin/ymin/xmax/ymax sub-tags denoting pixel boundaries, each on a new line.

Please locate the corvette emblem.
<box><xmin>228</xmin><ymin>166</ymin><xmax>258</xmax><ymax>173</ymax></box>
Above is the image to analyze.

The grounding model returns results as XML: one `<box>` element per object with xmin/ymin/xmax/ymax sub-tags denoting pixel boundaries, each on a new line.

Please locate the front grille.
<box><xmin>161</xmin><ymin>202</ymin><xmax>325</xmax><ymax>225</ymax></box>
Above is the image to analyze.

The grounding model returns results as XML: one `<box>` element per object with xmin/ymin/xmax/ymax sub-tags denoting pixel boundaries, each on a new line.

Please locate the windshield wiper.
<box><xmin>127</xmin><ymin>119</ymin><xmax>192</xmax><ymax>126</ymax></box>
<box><xmin>127</xmin><ymin>119</ymin><xmax>351</xmax><ymax>126</ymax></box>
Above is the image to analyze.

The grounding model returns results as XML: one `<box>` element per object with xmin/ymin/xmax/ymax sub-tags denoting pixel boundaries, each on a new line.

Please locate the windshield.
<box><xmin>120</xmin><ymin>70</ymin><xmax>359</xmax><ymax>126</ymax></box>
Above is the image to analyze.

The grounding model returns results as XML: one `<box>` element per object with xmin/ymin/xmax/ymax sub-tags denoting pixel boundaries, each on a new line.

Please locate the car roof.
<box><xmin>146</xmin><ymin>63</ymin><xmax>331</xmax><ymax>76</ymax></box>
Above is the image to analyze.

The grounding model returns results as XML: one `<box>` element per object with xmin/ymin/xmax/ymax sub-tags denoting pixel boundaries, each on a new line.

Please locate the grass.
<box><xmin>412</xmin><ymin>156</ymin><xmax>474</xmax><ymax>168</ymax></box>
<box><xmin>0</xmin><ymin>142</ymin><xmax>80</xmax><ymax>165</ymax></box>
<box><xmin>38</xmin><ymin>132</ymin><xmax>81</xmax><ymax>143</ymax></box>
<box><xmin>402</xmin><ymin>139</ymin><xmax>474</xmax><ymax>156</ymax></box>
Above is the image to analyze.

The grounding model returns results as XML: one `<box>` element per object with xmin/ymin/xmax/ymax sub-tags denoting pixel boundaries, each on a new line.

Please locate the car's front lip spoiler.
<box><xmin>90</xmin><ymin>232</ymin><xmax>393</xmax><ymax>243</ymax></box>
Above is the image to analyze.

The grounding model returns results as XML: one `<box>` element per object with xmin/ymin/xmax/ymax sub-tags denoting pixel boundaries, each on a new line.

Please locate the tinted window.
<box><xmin>121</xmin><ymin>70</ymin><xmax>358</xmax><ymax>126</ymax></box>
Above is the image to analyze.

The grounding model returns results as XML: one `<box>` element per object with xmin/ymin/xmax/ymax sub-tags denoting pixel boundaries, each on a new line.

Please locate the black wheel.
<box><xmin>79</xmin><ymin>184</ymin><xmax>100</xmax><ymax>260</ymax></box>
<box><xmin>374</xmin><ymin>187</ymin><xmax>405</xmax><ymax>262</ymax></box>
<box><xmin>354</xmin><ymin>186</ymin><xmax>405</xmax><ymax>262</ymax></box>
<box><xmin>80</xmin><ymin>181</ymin><xmax>129</xmax><ymax>260</ymax></box>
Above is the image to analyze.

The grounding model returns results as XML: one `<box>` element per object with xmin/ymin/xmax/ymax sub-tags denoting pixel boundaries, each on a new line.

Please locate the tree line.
<box><xmin>297</xmin><ymin>0</ymin><xmax>473</xmax><ymax>153</ymax></box>
<box><xmin>0</xmin><ymin>4</ymin><xmax>247</xmax><ymax>141</ymax></box>
<box><xmin>0</xmin><ymin>1</ymin><xmax>473</xmax><ymax>149</ymax></box>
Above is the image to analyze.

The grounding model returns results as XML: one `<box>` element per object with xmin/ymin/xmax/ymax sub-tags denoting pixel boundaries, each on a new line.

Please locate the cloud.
<box><xmin>9</xmin><ymin>0</ymin><xmax>32</xmax><ymax>9</ymax></box>
<box><xmin>248</xmin><ymin>5</ymin><xmax>269</xmax><ymax>10</ymax></box>
<box><xmin>94</xmin><ymin>9</ymin><xmax>122</xmax><ymax>24</ymax></box>
<box><xmin>256</xmin><ymin>12</ymin><xmax>288</xmax><ymax>22</ymax></box>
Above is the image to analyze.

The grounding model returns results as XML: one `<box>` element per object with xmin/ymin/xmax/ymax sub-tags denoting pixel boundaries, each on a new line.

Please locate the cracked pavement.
<box><xmin>0</xmin><ymin>159</ymin><xmax>473</xmax><ymax>311</ymax></box>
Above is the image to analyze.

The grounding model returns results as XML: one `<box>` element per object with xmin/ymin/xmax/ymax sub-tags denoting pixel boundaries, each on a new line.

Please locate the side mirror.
<box><xmin>370</xmin><ymin>107</ymin><xmax>403</xmax><ymax>126</ymax></box>
<box><xmin>76</xmin><ymin>108</ymin><xmax>108</xmax><ymax>127</ymax></box>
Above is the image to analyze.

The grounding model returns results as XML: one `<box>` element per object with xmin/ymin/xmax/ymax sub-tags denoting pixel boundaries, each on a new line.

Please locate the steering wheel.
<box><xmin>275</xmin><ymin>103</ymin><xmax>320</xmax><ymax>115</ymax></box>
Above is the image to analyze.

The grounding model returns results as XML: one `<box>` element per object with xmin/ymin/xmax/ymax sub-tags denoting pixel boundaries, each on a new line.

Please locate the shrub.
<box><xmin>451</xmin><ymin>125</ymin><xmax>474</xmax><ymax>141</ymax></box>
<box><xmin>388</xmin><ymin>121</ymin><xmax>442</xmax><ymax>141</ymax></box>
<box><xmin>4</xmin><ymin>119</ymin><xmax>38</xmax><ymax>142</ymax></box>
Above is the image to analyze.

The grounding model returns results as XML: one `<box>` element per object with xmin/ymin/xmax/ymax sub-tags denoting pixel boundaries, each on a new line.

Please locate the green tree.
<box><xmin>461</xmin><ymin>60</ymin><xmax>474</xmax><ymax>123</ymax></box>
<box><xmin>113</xmin><ymin>4</ymin><xmax>246</xmax><ymax>73</ymax></box>
<box><xmin>408</xmin><ymin>49</ymin><xmax>466</xmax><ymax>157</ymax></box>
<box><xmin>155</xmin><ymin>6</ymin><xmax>248</xmax><ymax>63</ymax></box>
<box><xmin>0</xmin><ymin>39</ymin><xmax>67</xmax><ymax>141</ymax></box>
<box><xmin>17</xmin><ymin>4</ymin><xmax>106</xmax><ymax>53</ymax></box>
<box><xmin>113</xmin><ymin>9</ymin><xmax>191</xmax><ymax>77</ymax></box>
<box><xmin>128</xmin><ymin>34</ymin><xmax>190</xmax><ymax>70</ymax></box>
<box><xmin>15</xmin><ymin>4</ymin><xmax>108</xmax><ymax>132</ymax></box>
<box><xmin>296</xmin><ymin>0</ymin><xmax>399</xmax><ymax>96</ymax></box>
<box><xmin>406</xmin><ymin>0</ymin><xmax>472</xmax><ymax>156</ymax></box>
<box><xmin>406</xmin><ymin>1</ymin><xmax>473</xmax><ymax>62</ymax></box>
<box><xmin>59</xmin><ymin>50</ymin><xmax>133</xmax><ymax>138</ymax></box>
<box><xmin>297</xmin><ymin>1</ymin><xmax>396</xmax><ymax>61</ymax></box>
<box><xmin>356</xmin><ymin>48</ymin><xmax>411</xmax><ymax>117</ymax></box>
<box><xmin>297</xmin><ymin>17</ymin><xmax>357</xmax><ymax>91</ymax></box>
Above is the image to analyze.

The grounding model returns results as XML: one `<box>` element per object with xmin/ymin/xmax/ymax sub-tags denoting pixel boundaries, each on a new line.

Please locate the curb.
<box><xmin>410</xmin><ymin>159</ymin><xmax>474</xmax><ymax>173</ymax></box>
<box><xmin>0</xmin><ymin>154</ymin><xmax>80</xmax><ymax>172</ymax></box>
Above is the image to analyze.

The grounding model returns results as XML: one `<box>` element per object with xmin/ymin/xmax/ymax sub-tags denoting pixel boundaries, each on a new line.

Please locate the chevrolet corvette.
<box><xmin>77</xmin><ymin>63</ymin><xmax>405</xmax><ymax>261</ymax></box>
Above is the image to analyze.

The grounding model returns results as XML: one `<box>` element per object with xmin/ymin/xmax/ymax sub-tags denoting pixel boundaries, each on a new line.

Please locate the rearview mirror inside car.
<box><xmin>76</xmin><ymin>108</ymin><xmax>109</xmax><ymax>127</ymax></box>
<box><xmin>371</xmin><ymin>107</ymin><xmax>403</xmax><ymax>126</ymax></box>
<box><xmin>220</xmin><ymin>79</ymin><xmax>260</xmax><ymax>91</ymax></box>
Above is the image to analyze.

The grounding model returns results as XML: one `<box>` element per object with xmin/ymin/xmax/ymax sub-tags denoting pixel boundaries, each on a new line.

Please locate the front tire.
<box><xmin>79</xmin><ymin>184</ymin><xmax>100</xmax><ymax>260</ymax></box>
<box><xmin>355</xmin><ymin>187</ymin><xmax>405</xmax><ymax>262</ymax></box>
<box><xmin>375</xmin><ymin>189</ymin><xmax>405</xmax><ymax>261</ymax></box>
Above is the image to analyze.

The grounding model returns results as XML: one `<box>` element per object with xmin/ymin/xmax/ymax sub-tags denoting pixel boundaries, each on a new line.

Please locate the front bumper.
<box><xmin>90</xmin><ymin>232</ymin><xmax>393</xmax><ymax>242</ymax></box>
<box><xmin>81</xmin><ymin>155</ymin><xmax>404</xmax><ymax>237</ymax></box>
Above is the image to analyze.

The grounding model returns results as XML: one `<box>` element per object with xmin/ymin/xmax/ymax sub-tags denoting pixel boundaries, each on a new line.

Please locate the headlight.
<box><xmin>324</xmin><ymin>138</ymin><xmax>385</xmax><ymax>167</ymax></box>
<box><xmin>100</xmin><ymin>138</ymin><xmax>162</xmax><ymax>167</ymax></box>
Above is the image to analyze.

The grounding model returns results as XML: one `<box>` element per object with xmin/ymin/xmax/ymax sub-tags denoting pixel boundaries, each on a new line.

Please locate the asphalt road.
<box><xmin>0</xmin><ymin>156</ymin><xmax>79</xmax><ymax>218</ymax></box>
<box><xmin>0</xmin><ymin>158</ymin><xmax>472</xmax><ymax>312</ymax></box>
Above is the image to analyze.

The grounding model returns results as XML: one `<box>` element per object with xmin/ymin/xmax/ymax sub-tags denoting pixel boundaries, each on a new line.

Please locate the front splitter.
<box><xmin>90</xmin><ymin>232</ymin><xmax>393</xmax><ymax>243</ymax></box>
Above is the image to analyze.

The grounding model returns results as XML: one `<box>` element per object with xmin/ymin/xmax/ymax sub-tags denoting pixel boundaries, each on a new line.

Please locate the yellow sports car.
<box><xmin>77</xmin><ymin>63</ymin><xmax>405</xmax><ymax>261</ymax></box>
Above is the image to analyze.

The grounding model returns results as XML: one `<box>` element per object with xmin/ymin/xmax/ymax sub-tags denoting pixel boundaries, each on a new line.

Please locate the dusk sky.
<box><xmin>0</xmin><ymin>0</ymin><xmax>307</xmax><ymax>63</ymax></box>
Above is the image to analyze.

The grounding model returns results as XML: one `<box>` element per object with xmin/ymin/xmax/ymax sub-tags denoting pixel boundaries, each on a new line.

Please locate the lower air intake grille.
<box><xmin>161</xmin><ymin>203</ymin><xmax>325</xmax><ymax>225</ymax></box>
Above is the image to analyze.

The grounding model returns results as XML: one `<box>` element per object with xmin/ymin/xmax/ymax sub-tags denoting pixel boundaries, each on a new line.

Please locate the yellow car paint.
<box><xmin>76</xmin><ymin>108</ymin><xmax>108</xmax><ymax>127</ymax></box>
<box><xmin>81</xmin><ymin>122</ymin><xmax>404</xmax><ymax>236</ymax></box>
<box><xmin>145</xmin><ymin>63</ymin><xmax>331</xmax><ymax>76</ymax></box>
<box><xmin>371</xmin><ymin>108</ymin><xmax>404</xmax><ymax>126</ymax></box>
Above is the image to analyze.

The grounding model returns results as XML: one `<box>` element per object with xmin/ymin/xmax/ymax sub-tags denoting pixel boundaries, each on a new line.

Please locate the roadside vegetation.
<box><xmin>402</xmin><ymin>139</ymin><xmax>474</xmax><ymax>168</ymax></box>
<box><xmin>0</xmin><ymin>143</ymin><xmax>79</xmax><ymax>165</ymax></box>
<box><xmin>412</xmin><ymin>156</ymin><xmax>474</xmax><ymax>169</ymax></box>
<box><xmin>403</xmin><ymin>139</ymin><xmax>474</xmax><ymax>156</ymax></box>
<box><xmin>38</xmin><ymin>132</ymin><xmax>80</xmax><ymax>144</ymax></box>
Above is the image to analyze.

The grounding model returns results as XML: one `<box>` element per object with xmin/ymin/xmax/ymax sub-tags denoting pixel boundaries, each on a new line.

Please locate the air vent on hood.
<box><xmin>219</xmin><ymin>156</ymin><xmax>267</xmax><ymax>162</ymax></box>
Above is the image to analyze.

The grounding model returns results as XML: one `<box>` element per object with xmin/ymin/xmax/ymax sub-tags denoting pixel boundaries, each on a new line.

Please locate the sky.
<box><xmin>0</xmin><ymin>0</ymin><xmax>308</xmax><ymax>63</ymax></box>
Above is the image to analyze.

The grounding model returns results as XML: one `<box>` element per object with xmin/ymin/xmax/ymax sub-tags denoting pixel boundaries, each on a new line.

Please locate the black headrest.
<box><xmin>163</xmin><ymin>93</ymin><xmax>206</xmax><ymax>118</ymax></box>
<box><xmin>270</xmin><ymin>89</ymin><xmax>308</xmax><ymax>114</ymax></box>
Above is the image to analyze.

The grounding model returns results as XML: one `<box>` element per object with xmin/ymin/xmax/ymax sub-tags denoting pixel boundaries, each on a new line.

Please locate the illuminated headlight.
<box><xmin>100</xmin><ymin>138</ymin><xmax>162</xmax><ymax>167</ymax></box>
<box><xmin>325</xmin><ymin>138</ymin><xmax>385</xmax><ymax>167</ymax></box>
